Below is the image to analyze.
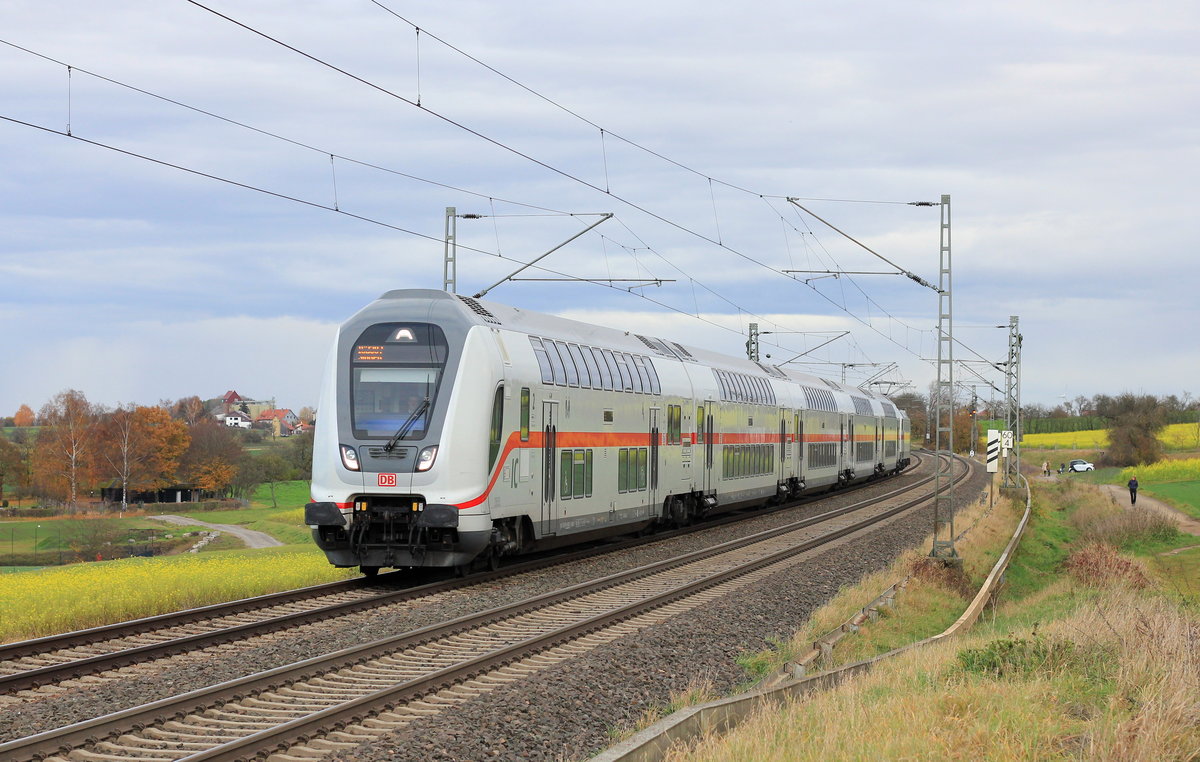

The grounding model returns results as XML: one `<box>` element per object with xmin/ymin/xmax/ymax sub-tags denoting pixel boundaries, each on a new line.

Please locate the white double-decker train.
<box><xmin>305</xmin><ymin>289</ymin><xmax>911</xmax><ymax>575</ymax></box>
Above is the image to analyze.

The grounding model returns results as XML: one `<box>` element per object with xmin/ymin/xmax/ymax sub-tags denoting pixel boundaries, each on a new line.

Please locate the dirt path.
<box><xmin>150</xmin><ymin>514</ymin><xmax>283</xmax><ymax>549</ymax></box>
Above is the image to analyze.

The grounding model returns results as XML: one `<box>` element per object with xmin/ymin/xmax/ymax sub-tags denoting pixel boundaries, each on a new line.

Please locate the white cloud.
<box><xmin>1</xmin><ymin>0</ymin><xmax>1197</xmax><ymax>414</ymax></box>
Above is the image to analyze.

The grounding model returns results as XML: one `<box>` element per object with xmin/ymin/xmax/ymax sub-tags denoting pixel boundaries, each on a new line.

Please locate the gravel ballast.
<box><xmin>326</xmin><ymin>463</ymin><xmax>990</xmax><ymax>761</ymax></box>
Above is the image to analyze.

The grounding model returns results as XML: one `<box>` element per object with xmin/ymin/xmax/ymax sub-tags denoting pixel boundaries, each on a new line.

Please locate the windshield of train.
<box><xmin>350</xmin><ymin>323</ymin><xmax>449</xmax><ymax>439</ymax></box>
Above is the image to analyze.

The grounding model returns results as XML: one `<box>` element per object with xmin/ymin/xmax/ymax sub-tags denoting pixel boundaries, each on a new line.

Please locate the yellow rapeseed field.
<box><xmin>0</xmin><ymin>547</ymin><xmax>354</xmax><ymax>643</ymax></box>
<box><xmin>1021</xmin><ymin>422</ymin><xmax>1199</xmax><ymax>451</ymax></box>
<box><xmin>1118</xmin><ymin>457</ymin><xmax>1200</xmax><ymax>483</ymax></box>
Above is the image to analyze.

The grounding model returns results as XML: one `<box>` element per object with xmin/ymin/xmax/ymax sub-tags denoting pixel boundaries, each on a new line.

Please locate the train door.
<box><xmin>701</xmin><ymin>401</ymin><xmax>716</xmax><ymax>496</ymax></box>
<box><xmin>841</xmin><ymin>416</ymin><xmax>849</xmax><ymax>469</ymax></box>
<box><xmin>798</xmin><ymin>414</ymin><xmax>806</xmax><ymax>482</ymax></box>
<box><xmin>648</xmin><ymin>407</ymin><xmax>661</xmax><ymax>519</ymax></box>
<box><xmin>778</xmin><ymin>407</ymin><xmax>788</xmax><ymax>485</ymax></box>
<box><xmin>541</xmin><ymin>400</ymin><xmax>559</xmax><ymax>536</ymax></box>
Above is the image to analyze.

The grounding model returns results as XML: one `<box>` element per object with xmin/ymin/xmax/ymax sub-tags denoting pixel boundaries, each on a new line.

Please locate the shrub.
<box><xmin>1063</xmin><ymin>543</ymin><xmax>1152</xmax><ymax>589</ymax></box>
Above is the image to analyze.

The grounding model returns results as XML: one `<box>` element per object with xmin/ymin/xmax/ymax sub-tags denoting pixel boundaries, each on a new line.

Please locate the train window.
<box><xmin>488</xmin><ymin>386</ymin><xmax>504</xmax><ymax>472</ymax></box>
<box><xmin>560</xmin><ymin>451</ymin><xmax>572</xmax><ymax>499</ymax></box>
<box><xmin>624</xmin><ymin>446</ymin><xmax>633</xmax><ymax>494</ymax></box>
<box><xmin>614</xmin><ymin>353</ymin><xmax>634</xmax><ymax>392</ymax></box>
<box><xmin>733</xmin><ymin>374</ymin><xmax>748</xmax><ymax>402</ymax></box>
<box><xmin>667</xmin><ymin>405</ymin><xmax>681</xmax><ymax>445</ymax></box>
<box><xmin>529</xmin><ymin>337</ymin><xmax>554</xmax><ymax>384</ymax></box>
<box><xmin>584</xmin><ymin>450</ymin><xmax>594</xmax><ymax>497</ymax></box>
<box><xmin>636</xmin><ymin>448</ymin><xmax>648</xmax><ymax>490</ymax></box>
<box><xmin>697</xmin><ymin>406</ymin><xmax>704</xmax><ymax>444</ymax></box>
<box><xmin>520</xmin><ymin>388</ymin><xmax>530</xmax><ymax>442</ymax></box>
<box><xmin>572</xmin><ymin>450</ymin><xmax>587</xmax><ymax>498</ymax></box>
<box><xmin>350</xmin><ymin>323</ymin><xmax>448</xmax><ymax>440</ymax></box>
<box><xmin>600</xmin><ymin>349</ymin><xmax>619</xmax><ymax>390</ymax></box>
<box><xmin>644</xmin><ymin>358</ymin><xmax>662</xmax><ymax>394</ymax></box>
<box><xmin>553</xmin><ymin>341</ymin><xmax>579</xmax><ymax>386</ymax></box>
<box><xmin>580</xmin><ymin>346</ymin><xmax>602</xmax><ymax>389</ymax></box>
<box><xmin>544</xmin><ymin>338</ymin><xmax>566</xmax><ymax>385</ymax></box>
<box><xmin>591</xmin><ymin>347</ymin><xmax>613</xmax><ymax>390</ymax></box>
<box><xmin>623</xmin><ymin>353</ymin><xmax>644</xmax><ymax>393</ymax></box>
<box><xmin>568</xmin><ymin>344</ymin><xmax>591</xmax><ymax>388</ymax></box>
<box><xmin>718</xmin><ymin>371</ymin><xmax>731</xmax><ymax>401</ymax></box>
<box><xmin>632</xmin><ymin>356</ymin><xmax>652</xmax><ymax>394</ymax></box>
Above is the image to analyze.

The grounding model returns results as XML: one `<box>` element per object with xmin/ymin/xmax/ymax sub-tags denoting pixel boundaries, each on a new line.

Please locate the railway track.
<box><xmin>0</xmin><ymin>455</ymin><xmax>932</xmax><ymax>696</ymax></box>
<box><xmin>1</xmin><ymin>453</ymin><xmax>969</xmax><ymax>762</ymax></box>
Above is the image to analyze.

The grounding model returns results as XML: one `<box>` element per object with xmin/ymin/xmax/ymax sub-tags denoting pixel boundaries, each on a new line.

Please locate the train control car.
<box><xmin>305</xmin><ymin>289</ymin><xmax>911</xmax><ymax>575</ymax></box>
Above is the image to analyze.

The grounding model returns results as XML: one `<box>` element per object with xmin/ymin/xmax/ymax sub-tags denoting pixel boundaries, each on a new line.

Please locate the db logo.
<box><xmin>377</xmin><ymin>473</ymin><xmax>398</xmax><ymax>488</ymax></box>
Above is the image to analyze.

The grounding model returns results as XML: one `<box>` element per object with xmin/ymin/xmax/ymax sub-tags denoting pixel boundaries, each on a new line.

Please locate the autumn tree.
<box><xmin>297</xmin><ymin>406</ymin><xmax>316</xmax><ymax>424</ymax></box>
<box><xmin>166</xmin><ymin>396</ymin><xmax>208</xmax><ymax>426</ymax></box>
<box><xmin>13</xmin><ymin>404</ymin><xmax>35</xmax><ymax>427</ymax></box>
<box><xmin>0</xmin><ymin>434</ymin><xmax>24</xmax><ymax>505</ymax></box>
<box><xmin>181</xmin><ymin>420</ymin><xmax>245</xmax><ymax>497</ymax></box>
<box><xmin>33</xmin><ymin>390</ymin><xmax>99</xmax><ymax>508</ymax></box>
<box><xmin>97</xmin><ymin>405</ymin><xmax>190</xmax><ymax>512</ymax></box>
<box><xmin>889</xmin><ymin>392</ymin><xmax>927</xmax><ymax>442</ymax></box>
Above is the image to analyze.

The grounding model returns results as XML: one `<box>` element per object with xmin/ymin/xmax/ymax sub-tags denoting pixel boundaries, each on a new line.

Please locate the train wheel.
<box><xmin>360</xmin><ymin>566</ymin><xmax>379</xmax><ymax>578</ymax></box>
<box><xmin>486</xmin><ymin>546</ymin><xmax>501</xmax><ymax>572</ymax></box>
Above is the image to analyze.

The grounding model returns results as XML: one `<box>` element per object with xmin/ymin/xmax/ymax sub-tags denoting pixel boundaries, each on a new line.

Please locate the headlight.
<box><xmin>340</xmin><ymin>444</ymin><xmax>360</xmax><ymax>471</ymax></box>
<box><xmin>416</xmin><ymin>445</ymin><xmax>438</xmax><ymax>472</ymax></box>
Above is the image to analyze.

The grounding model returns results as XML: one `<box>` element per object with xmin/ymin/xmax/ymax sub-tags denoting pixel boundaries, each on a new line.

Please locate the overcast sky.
<box><xmin>2</xmin><ymin>1</ymin><xmax>1197</xmax><ymax>416</ymax></box>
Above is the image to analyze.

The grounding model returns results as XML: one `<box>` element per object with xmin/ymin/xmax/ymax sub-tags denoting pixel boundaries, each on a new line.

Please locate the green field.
<box><xmin>1140</xmin><ymin>481</ymin><xmax>1200</xmax><ymax>520</ymax></box>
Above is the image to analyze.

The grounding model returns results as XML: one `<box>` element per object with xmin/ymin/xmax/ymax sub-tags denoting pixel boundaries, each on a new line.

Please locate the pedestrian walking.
<box><xmin>1128</xmin><ymin>475</ymin><xmax>1138</xmax><ymax>505</ymax></box>
<box><xmin>1042</xmin><ymin>460</ymin><xmax>1050</xmax><ymax>476</ymax></box>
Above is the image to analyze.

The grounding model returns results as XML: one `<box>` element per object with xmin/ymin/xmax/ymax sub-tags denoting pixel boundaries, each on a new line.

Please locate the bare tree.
<box><xmin>34</xmin><ymin>390</ymin><xmax>99</xmax><ymax>509</ymax></box>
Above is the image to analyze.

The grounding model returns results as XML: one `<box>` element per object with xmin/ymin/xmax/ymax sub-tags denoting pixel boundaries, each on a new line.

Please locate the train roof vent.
<box><xmin>634</xmin><ymin>334</ymin><xmax>675</xmax><ymax>358</ymax></box>
<box><xmin>755</xmin><ymin>362</ymin><xmax>788</xmax><ymax>379</ymax></box>
<box><xmin>851</xmin><ymin>396</ymin><xmax>873</xmax><ymax>416</ymax></box>
<box><xmin>457</xmin><ymin>295</ymin><xmax>502</xmax><ymax>325</ymax></box>
<box><xmin>669</xmin><ymin>341</ymin><xmax>696</xmax><ymax>361</ymax></box>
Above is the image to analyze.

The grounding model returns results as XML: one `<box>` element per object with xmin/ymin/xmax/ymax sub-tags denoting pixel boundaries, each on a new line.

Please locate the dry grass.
<box><xmin>667</xmin><ymin>589</ymin><xmax>1200</xmax><ymax>762</ymax></box>
<box><xmin>609</xmin><ymin>675</ymin><xmax>721</xmax><ymax>742</ymax></box>
<box><xmin>1069</xmin><ymin>497</ymin><xmax>1179</xmax><ymax>548</ymax></box>
<box><xmin>1064</xmin><ymin>543</ymin><xmax>1153</xmax><ymax>589</ymax></box>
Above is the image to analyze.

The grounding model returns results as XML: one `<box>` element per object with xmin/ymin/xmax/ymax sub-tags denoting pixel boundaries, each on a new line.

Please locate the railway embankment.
<box><xmin>610</xmin><ymin>475</ymin><xmax>1200</xmax><ymax>762</ymax></box>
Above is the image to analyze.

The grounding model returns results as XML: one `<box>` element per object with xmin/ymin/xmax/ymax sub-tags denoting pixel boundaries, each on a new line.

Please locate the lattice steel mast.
<box><xmin>1003</xmin><ymin>315</ymin><xmax>1022</xmax><ymax>489</ymax></box>
<box><xmin>930</xmin><ymin>194</ymin><xmax>958</xmax><ymax>562</ymax></box>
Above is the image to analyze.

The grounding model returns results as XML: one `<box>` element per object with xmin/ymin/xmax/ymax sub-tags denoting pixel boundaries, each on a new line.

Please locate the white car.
<box><xmin>1068</xmin><ymin>459</ymin><xmax>1095</xmax><ymax>472</ymax></box>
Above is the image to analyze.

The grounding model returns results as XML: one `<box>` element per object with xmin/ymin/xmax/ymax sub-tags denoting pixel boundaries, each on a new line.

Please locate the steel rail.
<box><xmin>0</xmin><ymin>454</ymin><xmax>963</xmax><ymax>762</ymax></box>
<box><xmin>0</xmin><ymin>456</ymin><xmax>926</xmax><ymax>693</ymax></box>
